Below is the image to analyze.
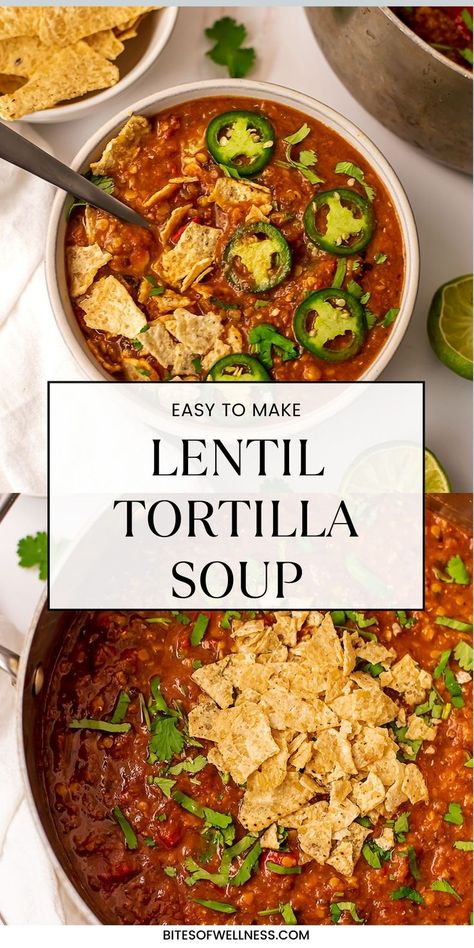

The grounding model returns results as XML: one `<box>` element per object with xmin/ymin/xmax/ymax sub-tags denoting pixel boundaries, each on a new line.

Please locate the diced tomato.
<box><xmin>157</xmin><ymin>822</ymin><xmax>183</xmax><ymax>848</ymax></box>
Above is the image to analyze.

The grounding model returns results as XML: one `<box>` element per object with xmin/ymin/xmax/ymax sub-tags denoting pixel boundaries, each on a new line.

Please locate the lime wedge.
<box><xmin>425</xmin><ymin>448</ymin><xmax>451</xmax><ymax>493</ymax></box>
<box><xmin>427</xmin><ymin>274</ymin><xmax>473</xmax><ymax>380</ymax></box>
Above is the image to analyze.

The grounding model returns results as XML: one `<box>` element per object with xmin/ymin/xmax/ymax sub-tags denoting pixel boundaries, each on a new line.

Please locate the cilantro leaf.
<box><xmin>190</xmin><ymin>613</ymin><xmax>209</xmax><ymax>646</ymax></box>
<box><xmin>454</xmin><ymin>641</ymin><xmax>473</xmax><ymax>672</ymax></box>
<box><xmin>390</xmin><ymin>886</ymin><xmax>424</xmax><ymax>904</ymax></box>
<box><xmin>17</xmin><ymin>531</ymin><xmax>48</xmax><ymax>581</ymax></box>
<box><xmin>454</xmin><ymin>841</ymin><xmax>473</xmax><ymax>851</ymax></box>
<box><xmin>284</xmin><ymin>124</ymin><xmax>311</xmax><ymax>146</ymax></box>
<box><xmin>335</xmin><ymin>160</ymin><xmax>376</xmax><ymax>202</ymax></box>
<box><xmin>149</xmin><ymin>717</ymin><xmax>184</xmax><ymax>762</ymax></box>
<box><xmin>149</xmin><ymin>776</ymin><xmax>176</xmax><ymax>798</ymax></box>
<box><xmin>431</xmin><ymin>879</ymin><xmax>462</xmax><ymax>901</ymax></box>
<box><xmin>205</xmin><ymin>17</ymin><xmax>256</xmax><ymax>79</ymax></box>
<box><xmin>382</xmin><ymin>307</ymin><xmax>400</xmax><ymax>327</ymax></box>
<box><xmin>330</xmin><ymin>901</ymin><xmax>365</xmax><ymax>924</ymax></box>
<box><xmin>67</xmin><ymin>173</ymin><xmax>114</xmax><ymax>218</ymax></box>
<box><xmin>447</xmin><ymin>554</ymin><xmax>470</xmax><ymax>584</ymax></box>
<box><xmin>277</xmin><ymin>125</ymin><xmax>324</xmax><ymax>185</ymax></box>
<box><xmin>396</xmin><ymin>610</ymin><xmax>417</xmax><ymax>629</ymax></box>
<box><xmin>168</xmin><ymin>755</ymin><xmax>207</xmax><ymax>777</ymax></box>
<box><xmin>436</xmin><ymin>616</ymin><xmax>473</xmax><ymax>633</ymax></box>
<box><xmin>248</xmin><ymin>322</ymin><xmax>299</xmax><ymax>369</ymax></box>
<box><xmin>444</xmin><ymin>802</ymin><xmax>464</xmax><ymax>826</ymax></box>
<box><xmin>374</xmin><ymin>252</ymin><xmax>387</xmax><ymax>264</ymax></box>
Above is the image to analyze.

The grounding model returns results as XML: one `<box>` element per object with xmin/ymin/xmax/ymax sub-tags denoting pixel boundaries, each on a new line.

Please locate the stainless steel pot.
<box><xmin>1</xmin><ymin>491</ymin><xmax>471</xmax><ymax>924</ymax></box>
<box><xmin>305</xmin><ymin>6</ymin><xmax>473</xmax><ymax>174</ymax></box>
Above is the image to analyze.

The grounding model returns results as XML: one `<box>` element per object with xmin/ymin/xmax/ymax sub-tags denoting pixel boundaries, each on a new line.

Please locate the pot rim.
<box><xmin>46</xmin><ymin>77</ymin><xmax>419</xmax><ymax>385</ymax></box>
<box><xmin>15</xmin><ymin>590</ymin><xmax>99</xmax><ymax>924</ymax></box>
<box><xmin>380</xmin><ymin>6</ymin><xmax>473</xmax><ymax>80</ymax></box>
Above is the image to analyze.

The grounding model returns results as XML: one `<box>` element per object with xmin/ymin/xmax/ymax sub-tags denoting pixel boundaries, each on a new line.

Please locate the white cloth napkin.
<box><xmin>0</xmin><ymin>613</ymin><xmax>88</xmax><ymax>924</ymax></box>
<box><xmin>0</xmin><ymin>124</ymin><xmax>81</xmax><ymax>496</ymax></box>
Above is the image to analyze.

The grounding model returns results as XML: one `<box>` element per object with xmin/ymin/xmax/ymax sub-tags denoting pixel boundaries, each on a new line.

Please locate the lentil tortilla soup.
<box><xmin>65</xmin><ymin>96</ymin><xmax>405</xmax><ymax>382</ymax></box>
<box><xmin>43</xmin><ymin>508</ymin><xmax>472</xmax><ymax>925</ymax></box>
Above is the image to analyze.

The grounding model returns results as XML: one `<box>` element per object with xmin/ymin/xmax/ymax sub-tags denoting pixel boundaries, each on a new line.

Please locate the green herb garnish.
<box><xmin>111</xmin><ymin>690</ymin><xmax>131</xmax><ymax>724</ymax></box>
<box><xmin>17</xmin><ymin>531</ymin><xmax>48</xmax><ymax>580</ymax></box>
<box><xmin>248</xmin><ymin>322</ymin><xmax>299</xmax><ymax>369</ymax></box>
<box><xmin>266</xmin><ymin>861</ymin><xmax>301</xmax><ymax>875</ymax></box>
<box><xmin>335</xmin><ymin>160</ymin><xmax>375</xmax><ymax>202</ymax></box>
<box><xmin>192</xmin><ymin>898</ymin><xmax>236</xmax><ymax>914</ymax></box>
<box><xmin>330</xmin><ymin>901</ymin><xmax>365</xmax><ymax>924</ymax></box>
<box><xmin>435</xmin><ymin>616</ymin><xmax>473</xmax><ymax>633</ymax></box>
<box><xmin>190</xmin><ymin>614</ymin><xmax>209</xmax><ymax>647</ymax></box>
<box><xmin>112</xmin><ymin>806</ymin><xmax>138</xmax><ymax>849</ymax></box>
<box><xmin>276</xmin><ymin>124</ymin><xmax>324</xmax><ymax>185</ymax></box>
<box><xmin>69</xmin><ymin>718</ymin><xmax>131</xmax><ymax>733</ymax></box>
<box><xmin>444</xmin><ymin>802</ymin><xmax>464</xmax><ymax>826</ymax></box>
<box><xmin>431</xmin><ymin>879</ymin><xmax>462</xmax><ymax>901</ymax></box>
<box><xmin>205</xmin><ymin>16</ymin><xmax>255</xmax><ymax>78</ymax></box>
<box><xmin>390</xmin><ymin>886</ymin><xmax>423</xmax><ymax>904</ymax></box>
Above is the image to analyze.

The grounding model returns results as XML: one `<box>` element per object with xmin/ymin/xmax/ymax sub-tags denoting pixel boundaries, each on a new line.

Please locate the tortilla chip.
<box><xmin>350</xmin><ymin>772</ymin><xmax>386</xmax><ymax>814</ymax></box>
<box><xmin>122</xmin><ymin>356</ymin><xmax>158</xmax><ymax>381</ymax></box>
<box><xmin>309</xmin><ymin>729</ymin><xmax>357</xmax><ymax>778</ymax></box>
<box><xmin>289</xmin><ymin>739</ymin><xmax>313</xmax><ymax>770</ymax></box>
<box><xmin>85</xmin><ymin>29</ymin><xmax>124</xmax><ymax>61</ymax></box>
<box><xmin>293</xmin><ymin>612</ymin><xmax>343</xmax><ymax>672</ymax></box>
<box><xmin>191</xmin><ymin>657</ymin><xmax>234</xmax><ymax>710</ymax></box>
<box><xmin>187</xmin><ymin>698</ymin><xmax>221</xmax><ymax>741</ymax></box>
<box><xmin>209</xmin><ymin>176</ymin><xmax>271</xmax><ymax>210</ymax></box>
<box><xmin>0</xmin><ymin>42</ymin><xmax>118</xmax><ymax>120</ymax></box>
<box><xmin>298</xmin><ymin>820</ymin><xmax>332</xmax><ymax>864</ymax></box>
<box><xmin>405</xmin><ymin>714</ymin><xmax>436</xmax><ymax>741</ymax></box>
<box><xmin>351</xmin><ymin>726</ymin><xmax>395</xmax><ymax>771</ymax></box>
<box><xmin>239</xmin><ymin>772</ymin><xmax>317</xmax><ymax>833</ymax></box>
<box><xmin>401</xmin><ymin>764</ymin><xmax>428</xmax><ymax>804</ymax></box>
<box><xmin>259</xmin><ymin>824</ymin><xmax>280</xmax><ymax>850</ymax></box>
<box><xmin>0</xmin><ymin>35</ymin><xmax>51</xmax><ymax>77</ymax></box>
<box><xmin>379</xmin><ymin>654</ymin><xmax>432</xmax><ymax>705</ymax></box>
<box><xmin>330</xmin><ymin>687</ymin><xmax>398</xmax><ymax>727</ymax></box>
<box><xmin>91</xmin><ymin>115</ymin><xmax>150</xmax><ymax>175</ymax></box>
<box><xmin>372</xmin><ymin>751</ymin><xmax>403</xmax><ymax>789</ymax></box>
<box><xmin>140</xmin><ymin>319</ymin><xmax>193</xmax><ymax>376</ymax></box>
<box><xmin>342</xmin><ymin>630</ymin><xmax>356</xmax><ymax>676</ymax></box>
<box><xmin>67</xmin><ymin>243</ymin><xmax>112</xmax><ymax>298</ymax></box>
<box><xmin>160</xmin><ymin>203</ymin><xmax>193</xmax><ymax>244</ymax></box>
<box><xmin>247</xmin><ymin>733</ymin><xmax>288</xmax><ymax>793</ymax></box>
<box><xmin>328</xmin><ymin>799</ymin><xmax>360</xmax><ymax>832</ymax></box>
<box><xmin>160</xmin><ymin>222</ymin><xmax>220</xmax><ymax>290</ymax></box>
<box><xmin>355</xmin><ymin>642</ymin><xmax>396</xmax><ymax>667</ymax></box>
<box><xmin>384</xmin><ymin>766</ymin><xmax>409</xmax><ymax>813</ymax></box>
<box><xmin>326</xmin><ymin>823</ymin><xmax>370</xmax><ymax>877</ymax></box>
<box><xmin>0</xmin><ymin>8</ymin><xmax>39</xmax><ymax>41</ymax></box>
<box><xmin>260</xmin><ymin>687</ymin><xmax>336</xmax><ymax>732</ymax></box>
<box><xmin>80</xmin><ymin>275</ymin><xmax>144</xmax><ymax>338</ymax></box>
<box><xmin>36</xmin><ymin>7</ymin><xmax>149</xmax><ymax>47</ymax></box>
<box><xmin>163</xmin><ymin>308</ymin><xmax>222</xmax><ymax>355</ymax></box>
<box><xmin>329</xmin><ymin>778</ymin><xmax>352</xmax><ymax>807</ymax></box>
<box><xmin>373</xmin><ymin>827</ymin><xmax>394</xmax><ymax>851</ymax></box>
<box><xmin>216</xmin><ymin>703</ymin><xmax>278</xmax><ymax>785</ymax></box>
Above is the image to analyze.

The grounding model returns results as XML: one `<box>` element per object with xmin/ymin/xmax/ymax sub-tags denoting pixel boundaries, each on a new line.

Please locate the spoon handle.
<box><xmin>0</xmin><ymin>121</ymin><xmax>150</xmax><ymax>229</ymax></box>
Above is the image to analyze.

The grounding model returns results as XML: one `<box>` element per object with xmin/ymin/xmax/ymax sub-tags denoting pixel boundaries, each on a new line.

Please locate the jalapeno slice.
<box><xmin>304</xmin><ymin>188</ymin><xmax>373</xmax><ymax>256</ymax></box>
<box><xmin>293</xmin><ymin>287</ymin><xmax>367</xmax><ymax>363</ymax></box>
<box><xmin>207</xmin><ymin>353</ymin><xmax>270</xmax><ymax>381</ymax></box>
<box><xmin>224</xmin><ymin>222</ymin><xmax>292</xmax><ymax>293</ymax></box>
<box><xmin>206</xmin><ymin>111</ymin><xmax>275</xmax><ymax>177</ymax></box>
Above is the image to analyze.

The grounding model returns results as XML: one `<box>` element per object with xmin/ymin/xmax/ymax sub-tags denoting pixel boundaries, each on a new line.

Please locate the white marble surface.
<box><xmin>21</xmin><ymin>6</ymin><xmax>474</xmax><ymax>489</ymax></box>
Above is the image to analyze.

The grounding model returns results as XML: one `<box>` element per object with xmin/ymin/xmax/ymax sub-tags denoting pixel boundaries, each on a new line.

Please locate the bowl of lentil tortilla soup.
<box><xmin>46</xmin><ymin>80</ymin><xmax>418</xmax><ymax>384</ymax></box>
<box><xmin>4</xmin><ymin>497</ymin><xmax>472</xmax><ymax>924</ymax></box>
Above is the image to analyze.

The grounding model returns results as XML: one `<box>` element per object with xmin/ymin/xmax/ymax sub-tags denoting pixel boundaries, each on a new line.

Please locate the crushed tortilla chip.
<box><xmin>209</xmin><ymin>176</ymin><xmax>271</xmax><ymax>210</ymax></box>
<box><xmin>85</xmin><ymin>29</ymin><xmax>124</xmax><ymax>61</ymax></box>
<box><xmin>380</xmin><ymin>654</ymin><xmax>432</xmax><ymax>705</ymax></box>
<box><xmin>67</xmin><ymin>243</ymin><xmax>111</xmax><ymax>298</ymax></box>
<box><xmin>80</xmin><ymin>275</ymin><xmax>144</xmax><ymax>338</ymax></box>
<box><xmin>91</xmin><ymin>115</ymin><xmax>150</xmax><ymax>175</ymax></box>
<box><xmin>160</xmin><ymin>222</ymin><xmax>220</xmax><ymax>290</ymax></box>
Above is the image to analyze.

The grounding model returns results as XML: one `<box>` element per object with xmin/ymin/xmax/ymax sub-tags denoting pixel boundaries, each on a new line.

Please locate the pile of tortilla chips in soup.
<box><xmin>0</xmin><ymin>6</ymin><xmax>157</xmax><ymax>119</ymax></box>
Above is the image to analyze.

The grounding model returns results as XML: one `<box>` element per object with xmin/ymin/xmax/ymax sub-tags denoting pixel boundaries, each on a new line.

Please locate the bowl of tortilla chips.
<box><xmin>0</xmin><ymin>5</ymin><xmax>177</xmax><ymax>122</ymax></box>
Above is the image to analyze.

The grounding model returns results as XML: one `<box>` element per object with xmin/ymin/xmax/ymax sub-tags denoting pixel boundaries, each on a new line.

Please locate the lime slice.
<box><xmin>425</xmin><ymin>448</ymin><xmax>451</xmax><ymax>493</ymax></box>
<box><xmin>427</xmin><ymin>274</ymin><xmax>473</xmax><ymax>380</ymax></box>
<box><xmin>341</xmin><ymin>443</ymin><xmax>422</xmax><ymax>493</ymax></box>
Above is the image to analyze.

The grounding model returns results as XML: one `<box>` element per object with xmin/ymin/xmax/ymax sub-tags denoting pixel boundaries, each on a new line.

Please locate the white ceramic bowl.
<box><xmin>46</xmin><ymin>78</ymin><xmax>419</xmax><ymax>380</ymax></box>
<box><xmin>21</xmin><ymin>7</ymin><xmax>177</xmax><ymax>124</ymax></box>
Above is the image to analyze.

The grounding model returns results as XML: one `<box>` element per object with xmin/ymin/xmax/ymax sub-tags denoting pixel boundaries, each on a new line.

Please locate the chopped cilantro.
<box><xmin>465</xmin><ymin>755</ymin><xmax>473</xmax><ymax>768</ymax></box>
<box><xmin>390</xmin><ymin>886</ymin><xmax>423</xmax><ymax>904</ymax></box>
<box><xmin>221</xmin><ymin>610</ymin><xmax>241</xmax><ymax>629</ymax></box>
<box><xmin>17</xmin><ymin>531</ymin><xmax>48</xmax><ymax>580</ymax></box>
<box><xmin>230</xmin><ymin>841</ymin><xmax>262</xmax><ymax>885</ymax></box>
<box><xmin>332</xmin><ymin>258</ymin><xmax>347</xmax><ymax>289</ymax></box>
<box><xmin>276</xmin><ymin>125</ymin><xmax>324</xmax><ymax>185</ymax></box>
<box><xmin>346</xmin><ymin>611</ymin><xmax>378</xmax><ymax>629</ymax></box>
<box><xmin>435</xmin><ymin>616</ymin><xmax>473</xmax><ymax>633</ymax></box>
<box><xmin>67</xmin><ymin>173</ymin><xmax>114</xmax><ymax>218</ymax></box>
<box><xmin>434</xmin><ymin>649</ymin><xmax>452</xmax><ymax>679</ymax></box>
<box><xmin>164</xmin><ymin>866</ymin><xmax>177</xmax><ymax>877</ymax></box>
<box><xmin>148</xmin><ymin>716</ymin><xmax>184</xmax><ymax>763</ymax></box>
<box><xmin>330</xmin><ymin>901</ymin><xmax>365</xmax><ymax>924</ymax></box>
<box><xmin>144</xmin><ymin>836</ymin><xmax>156</xmax><ymax>848</ymax></box>
<box><xmin>146</xmin><ymin>616</ymin><xmax>171</xmax><ymax>624</ymax></box>
<box><xmin>191</xmin><ymin>357</ymin><xmax>202</xmax><ymax>375</ymax></box>
<box><xmin>388</xmin><ymin>811</ymin><xmax>410</xmax><ymax>842</ymax></box>
<box><xmin>331</xmin><ymin>610</ymin><xmax>346</xmax><ymax>626</ymax></box>
<box><xmin>454</xmin><ymin>641</ymin><xmax>473</xmax><ymax>672</ymax></box>
<box><xmin>382</xmin><ymin>307</ymin><xmax>400</xmax><ymax>327</ymax></box>
<box><xmin>396</xmin><ymin>610</ymin><xmax>417</xmax><ymax>629</ymax></box>
<box><xmin>149</xmin><ymin>776</ymin><xmax>176</xmax><ymax>798</ymax></box>
<box><xmin>205</xmin><ymin>16</ymin><xmax>255</xmax><ymax>78</ymax></box>
<box><xmin>374</xmin><ymin>252</ymin><xmax>388</xmax><ymax>264</ymax></box>
<box><xmin>362</xmin><ymin>840</ymin><xmax>391</xmax><ymax>868</ymax></box>
<box><xmin>347</xmin><ymin>279</ymin><xmax>363</xmax><ymax>299</ymax></box>
<box><xmin>248</xmin><ymin>322</ymin><xmax>299</xmax><ymax>369</ymax></box>
<box><xmin>69</xmin><ymin>718</ymin><xmax>131</xmax><ymax>734</ymax></box>
<box><xmin>132</xmin><ymin>339</ymin><xmax>143</xmax><ymax>351</ymax></box>
<box><xmin>171</xmin><ymin>610</ymin><xmax>191</xmax><ymax>625</ymax></box>
<box><xmin>190</xmin><ymin>613</ymin><xmax>209</xmax><ymax>646</ymax></box>
<box><xmin>111</xmin><ymin>690</ymin><xmax>131</xmax><ymax>724</ymax></box>
<box><xmin>443</xmin><ymin>667</ymin><xmax>464</xmax><ymax>708</ymax></box>
<box><xmin>444</xmin><ymin>802</ymin><xmax>464</xmax><ymax>826</ymax></box>
<box><xmin>279</xmin><ymin>902</ymin><xmax>298</xmax><ymax>924</ymax></box>
<box><xmin>334</xmin><ymin>160</ymin><xmax>375</xmax><ymax>202</ymax></box>
<box><xmin>112</xmin><ymin>806</ymin><xmax>138</xmax><ymax>850</ymax></box>
<box><xmin>401</xmin><ymin>845</ymin><xmax>421</xmax><ymax>880</ymax></box>
<box><xmin>192</xmin><ymin>659</ymin><xmax>202</xmax><ymax>670</ymax></box>
<box><xmin>454</xmin><ymin>841</ymin><xmax>473</xmax><ymax>851</ymax></box>
<box><xmin>266</xmin><ymin>862</ymin><xmax>301</xmax><ymax>875</ymax></box>
<box><xmin>431</xmin><ymin>879</ymin><xmax>462</xmax><ymax>901</ymax></box>
<box><xmin>436</xmin><ymin>554</ymin><xmax>470</xmax><ymax>585</ymax></box>
<box><xmin>192</xmin><ymin>898</ymin><xmax>236</xmax><ymax>914</ymax></box>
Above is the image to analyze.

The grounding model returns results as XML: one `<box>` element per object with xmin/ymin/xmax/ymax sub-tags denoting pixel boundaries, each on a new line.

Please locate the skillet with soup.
<box><xmin>42</xmin><ymin>508</ymin><xmax>472</xmax><ymax>925</ymax></box>
<box><xmin>65</xmin><ymin>97</ymin><xmax>405</xmax><ymax>382</ymax></box>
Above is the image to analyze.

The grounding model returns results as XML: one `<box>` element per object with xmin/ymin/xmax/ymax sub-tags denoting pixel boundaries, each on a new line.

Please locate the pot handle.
<box><xmin>0</xmin><ymin>644</ymin><xmax>19</xmax><ymax>684</ymax></box>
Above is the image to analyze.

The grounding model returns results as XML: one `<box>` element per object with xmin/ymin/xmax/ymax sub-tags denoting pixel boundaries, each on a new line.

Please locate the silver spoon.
<box><xmin>0</xmin><ymin>121</ymin><xmax>150</xmax><ymax>229</ymax></box>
